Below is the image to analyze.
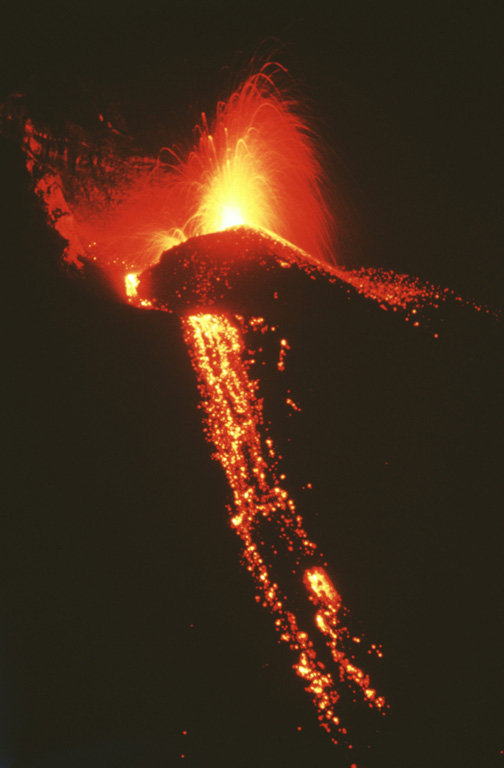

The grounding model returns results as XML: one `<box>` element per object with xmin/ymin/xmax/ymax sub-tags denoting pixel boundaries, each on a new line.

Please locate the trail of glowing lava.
<box><xmin>183</xmin><ymin>312</ymin><xmax>385</xmax><ymax>747</ymax></box>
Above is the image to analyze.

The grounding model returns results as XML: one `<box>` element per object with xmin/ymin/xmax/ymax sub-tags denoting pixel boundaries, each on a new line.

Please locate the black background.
<box><xmin>1</xmin><ymin>2</ymin><xmax>503</xmax><ymax>766</ymax></box>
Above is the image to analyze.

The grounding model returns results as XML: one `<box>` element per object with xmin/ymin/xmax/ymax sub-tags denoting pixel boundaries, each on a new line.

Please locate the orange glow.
<box><xmin>17</xmin><ymin>65</ymin><xmax>333</xmax><ymax>283</ymax></box>
<box><xmin>33</xmin><ymin>173</ymin><xmax>85</xmax><ymax>267</ymax></box>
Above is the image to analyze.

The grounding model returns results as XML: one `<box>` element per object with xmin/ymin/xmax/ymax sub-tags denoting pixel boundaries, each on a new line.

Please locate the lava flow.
<box><xmin>180</xmin><ymin>309</ymin><xmax>385</xmax><ymax>747</ymax></box>
<box><xmin>131</xmin><ymin>226</ymin><xmax>388</xmax><ymax>753</ymax></box>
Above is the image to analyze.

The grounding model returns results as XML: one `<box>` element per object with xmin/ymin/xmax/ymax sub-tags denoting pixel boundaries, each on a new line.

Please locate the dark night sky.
<box><xmin>1</xmin><ymin>2</ymin><xmax>503</xmax><ymax>767</ymax></box>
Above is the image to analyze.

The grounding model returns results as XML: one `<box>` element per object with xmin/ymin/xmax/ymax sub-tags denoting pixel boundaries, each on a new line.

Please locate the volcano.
<box><xmin>2</xmin><ymin>52</ymin><xmax>503</xmax><ymax>768</ymax></box>
<box><xmin>3</xmin><ymin>142</ymin><xmax>502</xmax><ymax>764</ymax></box>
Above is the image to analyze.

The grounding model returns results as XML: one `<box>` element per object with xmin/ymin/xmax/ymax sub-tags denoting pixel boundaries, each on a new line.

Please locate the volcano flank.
<box><xmin>136</xmin><ymin>226</ymin><xmax>338</xmax><ymax>319</ymax></box>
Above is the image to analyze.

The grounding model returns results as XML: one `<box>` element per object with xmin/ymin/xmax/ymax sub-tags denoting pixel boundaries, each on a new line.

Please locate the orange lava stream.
<box><xmin>183</xmin><ymin>312</ymin><xmax>385</xmax><ymax>746</ymax></box>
